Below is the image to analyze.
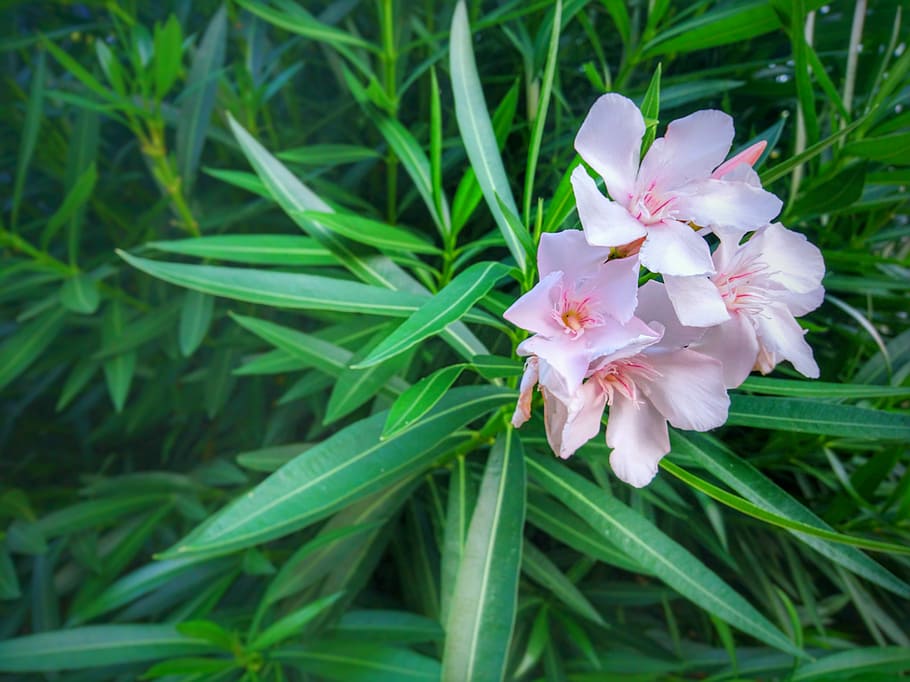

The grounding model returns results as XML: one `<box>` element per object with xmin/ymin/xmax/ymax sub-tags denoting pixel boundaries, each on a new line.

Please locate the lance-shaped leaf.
<box><xmin>449</xmin><ymin>1</ymin><xmax>529</xmax><ymax>273</ymax></box>
<box><xmin>671</xmin><ymin>431</ymin><xmax>910</xmax><ymax>598</ymax></box>
<box><xmin>59</xmin><ymin>274</ymin><xmax>99</xmax><ymax>315</ymax></box>
<box><xmin>0</xmin><ymin>625</ymin><xmax>212</xmax><ymax>672</ymax></box>
<box><xmin>0</xmin><ymin>306</ymin><xmax>66</xmax><ymax>393</ymax></box>
<box><xmin>382</xmin><ymin>364</ymin><xmax>467</xmax><ymax>439</ymax></box>
<box><xmin>274</xmin><ymin>642</ymin><xmax>441</xmax><ymax>681</ymax></box>
<box><xmin>294</xmin><ymin>211</ymin><xmax>441</xmax><ymax>255</ymax></box>
<box><xmin>443</xmin><ymin>428</ymin><xmax>526</xmax><ymax>682</ymax></box>
<box><xmin>150</xmin><ymin>234</ymin><xmax>337</xmax><ymax>266</ymax></box>
<box><xmin>354</xmin><ymin>261</ymin><xmax>510</xmax><ymax>368</ymax></box>
<box><xmin>178</xmin><ymin>290</ymin><xmax>213</xmax><ymax>357</ymax></box>
<box><xmin>527</xmin><ymin>451</ymin><xmax>803</xmax><ymax>657</ymax></box>
<box><xmin>161</xmin><ymin>386</ymin><xmax>514</xmax><ymax>560</ymax></box>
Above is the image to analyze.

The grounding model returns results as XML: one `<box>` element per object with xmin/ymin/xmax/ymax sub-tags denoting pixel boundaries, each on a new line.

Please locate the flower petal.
<box><xmin>691</xmin><ymin>314</ymin><xmax>760</xmax><ymax>389</ymax></box>
<box><xmin>606</xmin><ymin>396</ymin><xmax>669</xmax><ymax>488</ymax></box>
<box><xmin>754</xmin><ymin>303</ymin><xmax>820</xmax><ymax>378</ymax></box>
<box><xmin>712</xmin><ymin>140</ymin><xmax>766</xmax><ymax>179</ymax></box>
<box><xmin>520</xmin><ymin>335</ymin><xmax>591</xmax><ymax>401</ymax></box>
<box><xmin>750</xmin><ymin>223</ymin><xmax>825</xmax><ymax>295</ymax></box>
<box><xmin>503</xmin><ymin>271</ymin><xmax>564</xmax><ymax>336</ymax></box>
<box><xmin>542</xmin><ymin>382</ymin><xmax>607</xmax><ymax>459</ymax></box>
<box><xmin>572</xmin><ymin>166</ymin><xmax>647</xmax><ymax>248</ymax></box>
<box><xmin>581</xmin><ymin>254</ymin><xmax>641</xmax><ymax>324</ymax></box>
<box><xmin>635</xmin><ymin>280</ymin><xmax>705</xmax><ymax>350</ymax></box>
<box><xmin>638</xmin><ymin>349</ymin><xmax>729</xmax><ymax>431</ymax></box>
<box><xmin>639</xmin><ymin>220</ymin><xmax>714</xmax><ymax>276</ymax></box>
<box><xmin>511</xmin><ymin>357</ymin><xmax>539</xmax><ymax>427</ymax></box>
<box><xmin>663</xmin><ymin>274</ymin><xmax>730</xmax><ymax>327</ymax></box>
<box><xmin>638</xmin><ymin>109</ymin><xmax>733</xmax><ymax>192</ymax></box>
<box><xmin>674</xmin><ymin>179</ymin><xmax>782</xmax><ymax>231</ymax></box>
<box><xmin>574</xmin><ymin>93</ymin><xmax>645</xmax><ymax>204</ymax></box>
<box><xmin>537</xmin><ymin>229</ymin><xmax>613</xmax><ymax>279</ymax></box>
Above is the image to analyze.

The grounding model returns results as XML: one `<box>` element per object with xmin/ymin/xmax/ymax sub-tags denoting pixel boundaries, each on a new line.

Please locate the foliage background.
<box><xmin>1</xmin><ymin>0</ymin><xmax>909</xmax><ymax>680</ymax></box>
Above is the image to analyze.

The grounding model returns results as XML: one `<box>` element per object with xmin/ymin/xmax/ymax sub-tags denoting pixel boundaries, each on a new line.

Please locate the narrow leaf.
<box><xmin>59</xmin><ymin>274</ymin><xmax>100</xmax><ymax>315</ymax></box>
<box><xmin>382</xmin><ymin>364</ymin><xmax>466</xmax><ymax>439</ymax></box>
<box><xmin>178</xmin><ymin>290</ymin><xmax>214</xmax><ymax>357</ymax></box>
<box><xmin>0</xmin><ymin>306</ymin><xmax>66</xmax><ymax>393</ymax></box>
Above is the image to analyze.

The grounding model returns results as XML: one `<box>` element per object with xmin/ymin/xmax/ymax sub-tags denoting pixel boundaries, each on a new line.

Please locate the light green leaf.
<box><xmin>727</xmin><ymin>395</ymin><xmax>910</xmax><ymax>440</ymax></box>
<box><xmin>278</xmin><ymin>143</ymin><xmax>380</xmax><ymax>165</ymax></box>
<box><xmin>0</xmin><ymin>625</ymin><xmax>212</xmax><ymax>672</ymax></box>
<box><xmin>153</xmin><ymin>15</ymin><xmax>183</xmax><ymax>99</ymax></box>
<box><xmin>178</xmin><ymin>290</ymin><xmax>214</xmax><ymax>357</ymax></box>
<box><xmin>250</xmin><ymin>592</ymin><xmax>345</xmax><ymax>651</ymax></box>
<box><xmin>382</xmin><ymin>364</ymin><xmax>467</xmax><ymax>439</ymax></box>
<box><xmin>59</xmin><ymin>274</ymin><xmax>100</xmax><ymax>315</ymax></box>
<box><xmin>527</xmin><ymin>451</ymin><xmax>803</xmax><ymax>657</ymax></box>
<box><xmin>102</xmin><ymin>302</ymin><xmax>135</xmax><ymax>413</ymax></box>
<box><xmin>236</xmin><ymin>443</ymin><xmax>313</xmax><ymax>473</ymax></box>
<box><xmin>355</xmin><ymin>261</ymin><xmax>511</xmax><ymax>368</ymax></box>
<box><xmin>845</xmin><ymin>133</ymin><xmax>910</xmax><ymax>165</ymax></box>
<box><xmin>332</xmin><ymin>610</ymin><xmax>444</xmax><ymax>645</ymax></box>
<box><xmin>450</xmin><ymin>1</ymin><xmax>528</xmax><ymax>272</ymax></box>
<box><xmin>36</xmin><ymin>494</ymin><xmax>167</xmax><ymax>539</ymax></box>
<box><xmin>440</xmin><ymin>455</ymin><xmax>477</xmax><ymax>625</ymax></box>
<box><xmin>295</xmin><ymin>210</ymin><xmax>441</xmax><ymax>255</ymax></box>
<box><xmin>150</xmin><ymin>234</ymin><xmax>336</xmax><ymax>266</ymax></box>
<box><xmin>471</xmin><ymin>354</ymin><xmax>523</xmax><ymax>380</ymax></box>
<box><xmin>0</xmin><ymin>306</ymin><xmax>67</xmax><ymax>393</ymax></box>
<box><xmin>162</xmin><ymin>386</ymin><xmax>514</xmax><ymax>559</ymax></box>
<box><xmin>670</xmin><ymin>431</ymin><xmax>910</xmax><ymax>598</ymax></box>
<box><xmin>443</xmin><ymin>429</ymin><xmax>526</xmax><ymax>682</ymax></box>
<box><xmin>740</xmin><ymin>376</ymin><xmax>910</xmax><ymax>399</ymax></box>
<box><xmin>792</xmin><ymin>646</ymin><xmax>910</xmax><ymax>680</ymax></box>
<box><xmin>177</xmin><ymin>5</ymin><xmax>226</xmax><ymax>192</ymax></box>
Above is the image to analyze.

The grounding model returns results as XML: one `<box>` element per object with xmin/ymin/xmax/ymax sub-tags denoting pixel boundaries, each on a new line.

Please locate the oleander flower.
<box><xmin>503</xmin><ymin>230</ymin><xmax>654</xmax><ymax>402</ymax></box>
<box><xmin>571</xmin><ymin>93</ymin><xmax>782</xmax><ymax>277</ymax></box>
<box><xmin>662</xmin><ymin>223</ymin><xmax>825</xmax><ymax>388</ymax></box>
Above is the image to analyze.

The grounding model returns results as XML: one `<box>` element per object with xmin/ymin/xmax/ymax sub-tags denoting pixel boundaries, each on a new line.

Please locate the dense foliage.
<box><xmin>2</xmin><ymin>1</ymin><xmax>909</xmax><ymax>680</ymax></box>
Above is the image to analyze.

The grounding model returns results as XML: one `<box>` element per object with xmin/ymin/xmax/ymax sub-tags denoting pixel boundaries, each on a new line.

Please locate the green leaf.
<box><xmin>102</xmin><ymin>302</ymin><xmax>135</xmax><ymax>413</ymax></box>
<box><xmin>0</xmin><ymin>306</ymin><xmax>67</xmax><ymax>393</ymax></box>
<box><xmin>355</xmin><ymin>261</ymin><xmax>511</xmax><ymax>368</ymax></box>
<box><xmin>789</xmin><ymin>162</ymin><xmax>866</xmax><ymax>218</ymax></box>
<box><xmin>0</xmin><ymin>543</ymin><xmax>20</xmax><ymax>600</ymax></box>
<box><xmin>527</xmin><ymin>451</ymin><xmax>803</xmax><ymax>657</ymax></box>
<box><xmin>236</xmin><ymin>0</ymin><xmax>378</xmax><ymax>53</ymax></box>
<box><xmin>443</xmin><ymin>429</ymin><xmax>526</xmax><ymax>682</ymax></box>
<box><xmin>440</xmin><ymin>455</ymin><xmax>478</xmax><ymax>625</ymax></box>
<box><xmin>670</xmin><ymin>431</ymin><xmax>910</xmax><ymax>598</ymax></box>
<box><xmin>120</xmin><ymin>251</ymin><xmax>432</xmax><ymax>318</ymax></box>
<box><xmin>178</xmin><ymin>290</ymin><xmax>214</xmax><ymax>357</ymax></box>
<box><xmin>792</xmin><ymin>647</ymin><xmax>910</xmax><ymax>680</ymax></box>
<box><xmin>373</xmin><ymin>116</ymin><xmax>450</xmax><ymax>237</ymax></box>
<box><xmin>6</xmin><ymin>520</ymin><xmax>47</xmax><ymax>555</ymax></box>
<box><xmin>740</xmin><ymin>376</ymin><xmax>910</xmax><ymax>399</ymax></box>
<box><xmin>761</xmin><ymin>117</ymin><xmax>864</xmax><ymax>185</ymax></box>
<box><xmin>450</xmin><ymin>1</ymin><xmax>527</xmax><ymax>273</ymax></box>
<box><xmin>204</xmin><ymin>347</ymin><xmax>236</xmax><ymax>418</ymax></box>
<box><xmin>43</xmin><ymin>162</ymin><xmax>97</xmax><ymax>249</ymax></box>
<box><xmin>274</xmin><ymin>642</ymin><xmax>441</xmax><ymax>681</ymax></box>
<box><xmin>59</xmin><ymin>273</ymin><xmax>100</xmax><ymax>315</ymax></box>
<box><xmin>382</xmin><ymin>364</ymin><xmax>467</xmax><ymax>439</ymax></box>
<box><xmin>642</xmin><ymin>1</ymin><xmax>782</xmax><ymax>57</ymax></box>
<box><xmin>278</xmin><ymin>143</ymin><xmax>380</xmax><ymax>165</ymax></box>
<box><xmin>522</xmin><ymin>540</ymin><xmax>604</xmax><ymax>625</ymax></box>
<box><xmin>150</xmin><ymin>234</ymin><xmax>337</xmax><ymax>266</ymax></box>
<box><xmin>639</xmin><ymin>64</ymin><xmax>661</xmax><ymax>155</ymax></box>
<box><xmin>727</xmin><ymin>395</ymin><xmax>910</xmax><ymax>440</ymax></box>
<box><xmin>0</xmin><ymin>625</ymin><xmax>212</xmax><ymax>672</ymax></box>
<box><xmin>162</xmin><ymin>386</ymin><xmax>513</xmax><ymax>559</ymax></box>
<box><xmin>236</xmin><ymin>442</ymin><xmax>313</xmax><ymax>473</ymax></box>
<box><xmin>250</xmin><ymin>592</ymin><xmax>344</xmax><ymax>651</ymax></box>
<box><xmin>153</xmin><ymin>14</ymin><xmax>183</xmax><ymax>99</ymax></box>
<box><xmin>177</xmin><ymin>5</ymin><xmax>226</xmax><ymax>193</ymax></box>
<box><xmin>295</xmin><ymin>211</ymin><xmax>441</xmax><ymax>255</ymax></box>
<box><xmin>142</xmin><ymin>657</ymin><xmax>235</xmax><ymax>679</ymax></box>
<box><xmin>36</xmin><ymin>494</ymin><xmax>167</xmax><ymax>539</ymax></box>
<box><xmin>845</xmin><ymin>133</ymin><xmax>910</xmax><ymax>165</ymax></box>
<box><xmin>332</xmin><ymin>610</ymin><xmax>444</xmax><ymax>644</ymax></box>
<box><xmin>11</xmin><ymin>49</ymin><xmax>45</xmax><ymax>227</ymax></box>
<box><xmin>471</xmin><ymin>354</ymin><xmax>523</xmax><ymax>379</ymax></box>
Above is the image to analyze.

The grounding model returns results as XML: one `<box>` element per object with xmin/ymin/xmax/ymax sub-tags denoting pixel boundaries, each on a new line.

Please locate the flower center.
<box><xmin>592</xmin><ymin>358</ymin><xmax>661</xmax><ymax>405</ymax></box>
<box><xmin>713</xmin><ymin>255</ymin><xmax>773</xmax><ymax>315</ymax></box>
<box><xmin>552</xmin><ymin>290</ymin><xmax>604</xmax><ymax>338</ymax></box>
<box><xmin>630</xmin><ymin>181</ymin><xmax>677</xmax><ymax>225</ymax></box>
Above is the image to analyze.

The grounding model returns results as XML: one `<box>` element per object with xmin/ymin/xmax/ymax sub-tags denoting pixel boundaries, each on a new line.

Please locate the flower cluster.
<box><xmin>505</xmin><ymin>94</ymin><xmax>825</xmax><ymax>488</ymax></box>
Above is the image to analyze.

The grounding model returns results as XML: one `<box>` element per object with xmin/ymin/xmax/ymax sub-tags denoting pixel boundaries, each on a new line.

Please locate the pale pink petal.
<box><xmin>606</xmin><ymin>395</ymin><xmax>670</xmax><ymax>488</ymax></box>
<box><xmin>520</xmin><ymin>335</ymin><xmax>591</xmax><ymax>401</ymax></box>
<box><xmin>712</xmin><ymin>141</ymin><xmax>766</xmax><ymax>179</ymax></box>
<box><xmin>537</xmin><ymin>230</ymin><xmax>612</xmax><ymax>279</ymax></box>
<box><xmin>749</xmin><ymin>223</ymin><xmax>825</xmax><ymax>294</ymax></box>
<box><xmin>634</xmin><ymin>280</ymin><xmax>705</xmax><ymax>350</ymax></box>
<box><xmin>583</xmin><ymin>254</ymin><xmax>641</xmax><ymax>323</ymax></box>
<box><xmin>574</xmin><ymin>94</ymin><xmax>645</xmax><ymax>204</ymax></box>
<box><xmin>511</xmin><ymin>357</ymin><xmax>539</xmax><ymax>427</ymax></box>
<box><xmin>503</xmin><ymin>271</ymin><xmax>564</xmax><ymax>336</ymax></box>
<box><xmin>786</xmin><ymin>287</ymin><xmax>825</xmax><ymax>317</ymax></box>
<box><xmin>639</xmin><ymin>349</ymin><xmax>729</xmax><ymax>431</ymax></box>
<box><xmin>542</xmin><ymin>382</ymin><xmax>607</xmax><ymax>459</ymax></box>
<box><xmin>571</xmin><ymin>166</ymin><xmax>647</xmax><ymax>247</ymax></box>
<box><xmin>584</xmin><ymin>316</ymin><xmax>662</xmax><ymax>363</ymax></box>
<box><xmin>639</xmin><ymin>220</ymin><xmax>714</xmax><ymax>276</ymax></box>
<box><xmin>691</xmin><ymin>314</ymin><xmax>760</xmax><ymax>389</ymax></box>
<box><xmin>638</xmin><ymin>110</ymin><xmax>733</xmax><ymax>192</ymax></box>
<box><xmin>673</xmin><ymin>179</ymin><xmax>782</xmax><ymax>231</ymax></box>
<box><xmin>754</xmin><ymin>303</ymin><xmax>820</xmax><ymax>378</ymax></box>
<box><xmin>663</xmin><ymin>274</ymin><xmax>730</xmax><ymax>327</ymax></box>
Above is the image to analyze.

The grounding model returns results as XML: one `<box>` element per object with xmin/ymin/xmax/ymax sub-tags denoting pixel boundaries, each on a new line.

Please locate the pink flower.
<box><xmin>503</xmin><ymin>230</ymin><xmax>655</xmax><ymax>401</ymax></box>
<box><xmin>662</xmin><ymin>223</ymin><xmax>825</xmax><ymax>388</ymax></box>
<box><xmin>571</xmin><ymin>93</ymin><xmax>782</xmax><ymax>277</ymax></box>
